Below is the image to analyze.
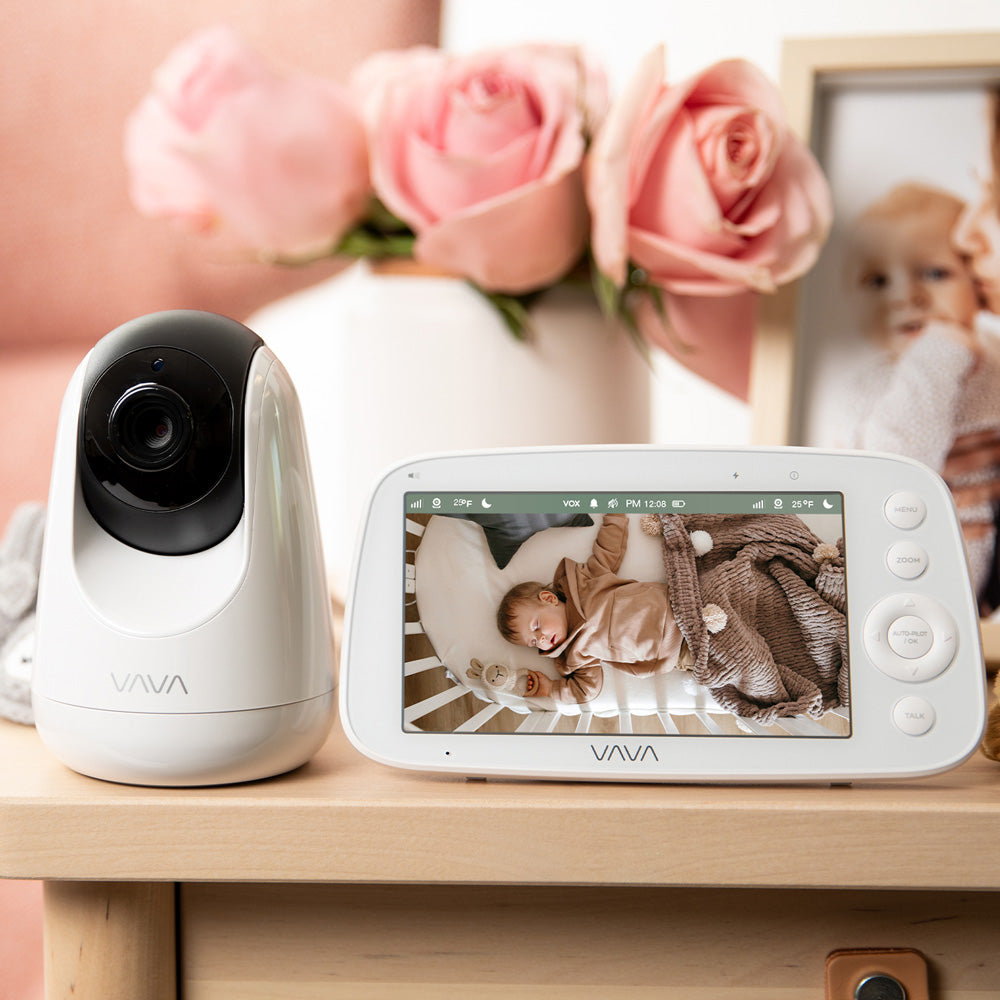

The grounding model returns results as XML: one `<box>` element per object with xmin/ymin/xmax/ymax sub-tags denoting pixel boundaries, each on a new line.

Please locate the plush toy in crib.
<box><xmin>466</xmin><ymin>658</ymin><xmax>539</xmax><ymax>697</ymax></box>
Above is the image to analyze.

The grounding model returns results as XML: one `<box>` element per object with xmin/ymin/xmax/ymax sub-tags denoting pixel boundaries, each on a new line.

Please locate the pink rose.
<box><xmin>355</xmin><ymin>45</ymin><xmax>605</xmax><ymax>293</ymax></box>
<box><xmin>587</xmin><ymin>48</ymin><xmax>831</xmax><ymax>397</ymax></box>
<box><xmin>124</xmin><ymin>25</ymin><xmax>370</xmax><ymax>257</ymax></box>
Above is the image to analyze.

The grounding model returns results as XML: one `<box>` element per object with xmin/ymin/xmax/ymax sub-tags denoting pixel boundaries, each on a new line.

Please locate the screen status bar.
<box><xmin>405</xmin><ymin>492</ymin><xmax>844</xmax><ymax>516</ymax></box>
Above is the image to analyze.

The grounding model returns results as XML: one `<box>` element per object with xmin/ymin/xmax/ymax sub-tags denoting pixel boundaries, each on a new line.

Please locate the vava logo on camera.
<box><xmin>110</xmin><ymin>672</ymin><xmax>189</xmax><ymax>695</ymax></box>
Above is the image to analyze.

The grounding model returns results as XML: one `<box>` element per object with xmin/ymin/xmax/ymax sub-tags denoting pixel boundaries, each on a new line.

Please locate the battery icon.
<box><xmin>671</xmin><ymin>500</ymin><xmax>686</xmax><ymax>508</ymax></box>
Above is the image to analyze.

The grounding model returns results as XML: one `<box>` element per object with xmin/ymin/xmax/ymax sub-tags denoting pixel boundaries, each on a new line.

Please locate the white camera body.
<box><xmin>32</xmin><ymin>311</ymin><xmax>336</xmax><ymax>786</ymax></box>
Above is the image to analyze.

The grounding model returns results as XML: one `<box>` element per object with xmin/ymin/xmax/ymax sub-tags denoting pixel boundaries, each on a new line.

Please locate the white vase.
<box><xmin>248</xmin><ymin>259</ymin><xmax>652</xmax><ymax>595</ymax></box>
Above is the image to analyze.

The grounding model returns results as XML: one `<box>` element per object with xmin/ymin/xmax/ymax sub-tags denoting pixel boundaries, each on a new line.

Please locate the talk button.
<box><xmin>892</xmin><ymin>696</ymin><xmax>936</xmax><ymax>736</ymax></box>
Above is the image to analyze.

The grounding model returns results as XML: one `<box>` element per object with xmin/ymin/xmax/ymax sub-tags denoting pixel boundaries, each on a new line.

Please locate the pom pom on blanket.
<box><xmin>701</xmin><ymin>603</ymin><xmax>727</xmax><ymax>633</ymax></box>
<box><xmin>812</xmin><ymin>542</ymin><xmax>839</xmax><ymax>563</ymax></box>
<box><xmin>640</xmin><ymin>514</ymin><xmax>662</xmax><ymax>536</ymax></box>
<box><xmin>689</xmin><ymin>530</ymin><xmax>713</xmax><ymax>556</ymax></box>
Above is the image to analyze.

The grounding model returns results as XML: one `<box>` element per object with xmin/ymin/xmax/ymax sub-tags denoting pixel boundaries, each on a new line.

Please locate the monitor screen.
<box><xmin>402</xmin><ymin>491</ymin><xmax>849</xmax><ymax>739</ymax></box>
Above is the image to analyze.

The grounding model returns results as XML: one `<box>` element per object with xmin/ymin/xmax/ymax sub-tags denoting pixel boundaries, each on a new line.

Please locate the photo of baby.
<box><xmin>843</xmin><ymin>181</ymin><xmax>1000</xmax><ymax>605</ymax></box>
<box><xmin>787</xmin><ymin>80</ymin><xmax>1000</xmax><ymax>620</ymax></box>
<box><xmin>403</xmin><ymin>507</ymin><xmax>849</xmax><ymax>738</ymax></box>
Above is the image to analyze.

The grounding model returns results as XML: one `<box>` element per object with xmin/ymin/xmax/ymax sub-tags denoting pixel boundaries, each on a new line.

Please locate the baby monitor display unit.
<box><xmin>33</xmin><ymin>311</ymin><xmax>336</xmax><ymax>786</ymax></box>
<box><xmin>341</xmin><ymin>447</ymin><xmax>986</xmax><ymax>782</ymax></box>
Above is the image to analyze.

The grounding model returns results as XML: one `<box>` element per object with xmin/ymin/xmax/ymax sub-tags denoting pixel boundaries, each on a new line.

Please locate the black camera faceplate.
<box><xmin>77</xmin><ymin>311</ymin><xmax>263</xmax><ymax>555</ymax></box>
<box><xmin>84</xmin><ymin>347</ymin><xmax>232</xmax><ymax>509</ymax></box>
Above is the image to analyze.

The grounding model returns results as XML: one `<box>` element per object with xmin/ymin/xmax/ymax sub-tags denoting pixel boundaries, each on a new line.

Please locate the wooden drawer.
<box><xmin>180</xmin><ymin>883</ymin><xmax>1000</xmax><ymax>999</ymax></box>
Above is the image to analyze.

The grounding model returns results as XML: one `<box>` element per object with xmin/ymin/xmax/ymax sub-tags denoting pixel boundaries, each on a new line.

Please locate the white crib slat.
<box><xmin>403</xmin><ymin>685</ymin><xmax>468</xmax><ymax>724</ymax></box>
<box><xmin>695</xmin><ymin>711</ymin><xmax>726</xmax><ymax>735</ymax></box>
<box><xmin>404</xmin><ymin>656</ymin><xmax>442</xmax><ymax>676</ymax></box>
<box><xmin>516</xmin><ymin>712</ymin><xmax>547</xmax><ymax>733</ymax></box>
<box><xmin>574</xmin><ymin>713</ymin><xmax>593</xmax><ymax>734</ymax></box>
<box><xmin>404</xmin><ymin>622</ymin><xmax>425</xmax><ymax>635</ymax></box>
<box><xmin>405</xmin><ymin>518</ymin><xmax>426</xmax><ymax>536</ymax></box>
<box><xmin>771</xmin><ymin>714</ymin><xmax>831</xmax><ymax>737</ymax></box>
<box><xmin>652</xmin><ymin>670</ymin><xmax>674</xmax><ymax>709</ymax></box>
<box><xmin>542</xmin><ymin>712</ymin><xmax>562</xmax><ymax>733</ymax></box>
<box><xmin>656</xmin><ymin>711</ymin><xmax>680</xmax><ymax>735</ymax></box>
<box><xmin>454</xmin><ymin>702</ymin><xmax>504</xmax><ymax>733</ymax></box>
<box><xmin>618</xmin><ymin>711</ymin><xmax>633</xmax><ymax>735</ymax></box>
<box><xmin>733</xmin><ymin>716</ymin><xmax>773</xmax><ymax>735</ymax></box>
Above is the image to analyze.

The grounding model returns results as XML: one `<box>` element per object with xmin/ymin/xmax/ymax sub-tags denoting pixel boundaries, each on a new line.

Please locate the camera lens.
<box><xmin>109</xmin><ymin>383</ymin><xmax>194</xmax><ymax>471</ymax></box>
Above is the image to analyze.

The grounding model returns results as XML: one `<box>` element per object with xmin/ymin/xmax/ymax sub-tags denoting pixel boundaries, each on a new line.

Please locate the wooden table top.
<box><xmin>2</xmin><ymin>718</ymin><xmax>999</xmax><ymax>890</ymax></box>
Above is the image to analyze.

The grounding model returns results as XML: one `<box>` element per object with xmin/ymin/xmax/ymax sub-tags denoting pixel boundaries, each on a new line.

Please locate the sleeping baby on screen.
<box><xmin>845</xmin><ymin>181</ymin><xmax>1000</xmax><ymax>601</ymax></box>
<box><xmin>495</xmin><ymin>513</ymin><xmax>689</xmax><ymax>704</ymax></box>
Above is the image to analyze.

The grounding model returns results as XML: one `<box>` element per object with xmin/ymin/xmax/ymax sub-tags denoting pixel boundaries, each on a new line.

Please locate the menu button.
<box><xmin>884</xmin><ymin>491</ymin><xmax>927</xmax><ymax>530</ymax></box>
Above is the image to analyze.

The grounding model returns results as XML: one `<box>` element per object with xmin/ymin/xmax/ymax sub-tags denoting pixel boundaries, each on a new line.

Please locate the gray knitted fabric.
<box><xmin>653</xmin><ymin>513</ymin><xmax>848</xmax><ymax>725</ymax></box>
<box><xmin>0</xmin><ymin>503</ymin><xmax>45</xmax><ymax>725</ymax></box>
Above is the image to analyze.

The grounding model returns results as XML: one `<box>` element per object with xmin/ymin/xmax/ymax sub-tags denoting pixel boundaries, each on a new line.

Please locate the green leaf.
<box><xmin>613</xmin><ymin>293</ymin><xmax>654</xmax><ymax>368</ymax></box>
<box><xmin>588</xmin><ymin>257</ymin><xmax>622</xmax><ymax>319</ymax></box>
<box><xmin>472</xmin><ymin>286</ymin><xmax>539</xmax><ymax>342</ymax></box>
<box><xmin>334</xmin><ymin>228</ymin><xmax>416</xmax><ymax>259</ymax></box>
<box><xmin>365</xmin><ymin>197</ymin><xmax>411</xmax><ymax>235</ymax></box>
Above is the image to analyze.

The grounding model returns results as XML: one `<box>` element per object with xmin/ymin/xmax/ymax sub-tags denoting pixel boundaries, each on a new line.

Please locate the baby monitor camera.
<box><xmin>33</xmin><ymin>310</ymin><xmax>336</xmax><ymax>786</ymax></box>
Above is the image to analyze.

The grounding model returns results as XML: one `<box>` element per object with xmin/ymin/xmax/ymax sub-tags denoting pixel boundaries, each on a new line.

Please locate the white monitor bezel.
<box><xmin>340</xmin><ymin>446</ymin><xmax>985</xmax><ymax>782</ymax></box>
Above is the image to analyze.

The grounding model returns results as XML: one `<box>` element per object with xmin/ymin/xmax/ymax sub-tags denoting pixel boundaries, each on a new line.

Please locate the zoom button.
<box><xmin>886</xmin><ymin>540</ymin><xmax>928</xmax><ymax>580</ymax></box>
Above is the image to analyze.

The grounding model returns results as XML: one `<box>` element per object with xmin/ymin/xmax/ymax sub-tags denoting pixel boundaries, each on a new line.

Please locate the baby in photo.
<box><xmin>845</xmin><ymin>181</ymin><xmax>1000</xmax><ymax>600</ymax></box>
<box><xmin>496</xmin><ymin>513</ymin><xmax>688</xmax><ymax>704</ymax></box>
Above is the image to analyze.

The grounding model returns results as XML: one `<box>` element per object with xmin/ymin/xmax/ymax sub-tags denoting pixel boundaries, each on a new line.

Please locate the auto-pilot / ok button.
<box><xmin>887</xmin><ymin>615</ymin><xmax>933</xmax><ymax>658</ymax></box>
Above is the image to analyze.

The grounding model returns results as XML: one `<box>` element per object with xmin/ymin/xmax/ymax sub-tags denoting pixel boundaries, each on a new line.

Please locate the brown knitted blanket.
<box><xmin>651</xmin><ymin>513</ymin><xmax>848</xmax><ymax>725</ymax></box>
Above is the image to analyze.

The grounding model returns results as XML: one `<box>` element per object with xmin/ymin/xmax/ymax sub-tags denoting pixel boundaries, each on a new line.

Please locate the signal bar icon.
<box><xmin>752</xmin><ymin>499</ymin><xmax>765</xmax><ymax>510</ymax></box>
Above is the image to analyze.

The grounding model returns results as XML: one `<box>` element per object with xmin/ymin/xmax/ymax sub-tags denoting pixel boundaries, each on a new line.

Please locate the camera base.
<box><xmin>32</xmin><ymin>692</ymin><xmax>334</xmax><ymax>787</ymax></box>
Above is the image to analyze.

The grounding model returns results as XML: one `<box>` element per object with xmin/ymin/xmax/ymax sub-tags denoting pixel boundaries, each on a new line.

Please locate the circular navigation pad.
<box><xmin>864</xmin><ymin>594</ymin><xmax>958</xmax><ymax>683</ymax></box>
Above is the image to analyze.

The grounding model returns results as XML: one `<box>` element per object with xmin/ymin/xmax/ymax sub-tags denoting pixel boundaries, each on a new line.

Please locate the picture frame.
<box><xmin>748</xmin><ymin>32</ymin><xmax>1000</xmax><ymax>664</ymax></box>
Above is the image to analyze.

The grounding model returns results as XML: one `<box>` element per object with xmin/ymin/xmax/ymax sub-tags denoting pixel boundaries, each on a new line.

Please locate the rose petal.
<box><xmin>154</xmin><ymin>25</ymin><xmax>274</xmax><ymax>131</ymax></box>
<box><xmin>196</xmin><ymin>77</ymin><xmax>370</xmax><ymax>255</ymax></box>
<box><xmin>633</xmin><ymin>111</ymin><xmax>741</xmax><ymax>257</ymax></box>
<box><xmin>415</xmin><ymin>169</ymin><xmax>588</xmax><ymax>293</ymax></box>
<box><xmin>745</xmin><ymin>137</ymin><xmax>833</xmax><ymax>283</ymax></box>
<box><xmin>403</xmin><ymin>127</ymin><xmax>541</xmax><ymax>220</ymax></box>
<box><xmin>442</xmin><ymin>71</ymin><xmax>540</xmax><ymax>154</ymax></box>
<box><xmin>124</xmin><ymin>94</ymin><xmax>215</xmax><ymax>225</ymax></box>
<box><xmin>638</xmin><ymin>291</ymin><xmax>756</xmax><ymax>399</ymax></box>
<box><xmin>685</xmin><ymin>59</ymin><xmax>787</xmax><ymax>125</ymax></box>
<box><xmin>586</xmin><ymin>45</ymin><xmax>667</xmax><ymax>285</ymax></box>
<box><xmin>630</xmin><ymin>227</ymin><xmax>777</xmax><ymax>295</ymax></box>
<box><xmin>692</xmin><ymin>105</ymin><xmax>778</xmax><ymax>216</ymax></box>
